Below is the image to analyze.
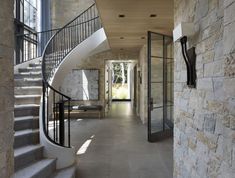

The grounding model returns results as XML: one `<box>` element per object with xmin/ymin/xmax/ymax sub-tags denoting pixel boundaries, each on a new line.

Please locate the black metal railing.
<box><xmin>15</xmin><ymin>28</ymin><xmax>59</xmax><ymax>65</ymax></box>
<box><xmin>42</xmin><ymin>3</ymin><xmax>101</xmax><ymax>147</ymax></box>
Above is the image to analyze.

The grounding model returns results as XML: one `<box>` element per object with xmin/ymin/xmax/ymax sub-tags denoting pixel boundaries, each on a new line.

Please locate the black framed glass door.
<box><xmin>147</xmin><ymin>31</ymin><xmax>174</xmax><ymax>142</ymax></box>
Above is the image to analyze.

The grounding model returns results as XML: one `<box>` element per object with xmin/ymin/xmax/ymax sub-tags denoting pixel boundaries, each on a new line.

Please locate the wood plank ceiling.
<box><xmin>95</xmin><ymin>0</ymin><xmax>174</xmax><ymax>52</ymax></box>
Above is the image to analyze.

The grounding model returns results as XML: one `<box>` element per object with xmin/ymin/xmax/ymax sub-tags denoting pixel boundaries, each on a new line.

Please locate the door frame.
<box><xmin>147</xmin><ymin>31</ymin><xmax>174</xmax><ymax>142</ymax></box>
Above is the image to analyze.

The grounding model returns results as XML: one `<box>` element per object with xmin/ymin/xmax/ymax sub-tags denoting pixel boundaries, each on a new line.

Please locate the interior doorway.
<box><xmin>105</xmin><ymin>60</ymin><xmax>137</xmax><ymax>112</ymax></box>
<box><xmin>112</xmin><ymin>62</ymin><xmax>131</xmax><ymax>101</ymax></box>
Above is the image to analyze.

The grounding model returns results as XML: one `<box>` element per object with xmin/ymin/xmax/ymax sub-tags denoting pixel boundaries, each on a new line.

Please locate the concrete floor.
<box><xmin>71</xmin><ymin>102</ymin><xmax>173</xmax><ymax>178</ymax></box>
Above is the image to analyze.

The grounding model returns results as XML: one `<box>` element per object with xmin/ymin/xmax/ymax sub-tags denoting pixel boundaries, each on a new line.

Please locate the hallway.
<box><xmin>71</xmin><ymin>102</ymin><xmax>173</xmax><ymax>178</ymax></box>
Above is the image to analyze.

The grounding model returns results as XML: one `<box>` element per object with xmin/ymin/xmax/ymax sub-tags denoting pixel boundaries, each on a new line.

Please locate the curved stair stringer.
<box><xmin>50</xmin><ymin>28</ymin><xmax>109</xmax><ymax>90</ymax></box>
<box><xmin>39</xmin><ymin>28</ymin><xmax>109</xmax><ymax>169</ymax></box>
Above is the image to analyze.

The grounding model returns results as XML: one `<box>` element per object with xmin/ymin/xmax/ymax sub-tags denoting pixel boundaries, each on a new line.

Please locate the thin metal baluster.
<box><xmin>93</xmin><ymin>6</ymin><xmax>95</xmax><ymax>33</ymax></box>
<box><xmin>55</xmin><ymin>35</ymin><xmax>58</xmax><ymax>65</ymax></box>
<box><xmin>42</xmin><ymin>82</ymin><xmax>46</xmax><ymax>136</ymax></box>
<box><xmin>65</xmin><ymin>28</ymin><xmax>67</xmax><ymax>54</ymax></box>
<box><xmin>70</xmin><ymin>26</ymin><xmax>73</xmax><ymax>49</ymax></box>
<box><xmin>69</xmin><ymin>27</ymin><xmax>71</xmax><ymax>50</ymax></box>
<box><xmin>94</xmin><ymin>11</ymin><xmax>97</xmax><ymax>30</ymax></box>
<box><xmin>55</xmin><ymin>102</ymin><xmax>58</xmax><ymax>142</ymax></box>
<box><xmin>53</xmin><ymin>90</ymin><xmax>56</xmax><ymax>141</ymax></box>
<box><xmin>68</xmin><ymin>99</ymin><xmax>71</xmax><ymax>147</ymax></box>
<box><xmin>61</xmin><ymin>96</ymin><xmax>64</xmax><ymax>145</ymax></box>
<box><xmin>76</xmin><ymin>19</ymin><xmax>78</xmax><ymax>44</ymax></box>
<box><xmin>86</xmin><ymin>11</ymin><xmax>88</xmax><ymax>38</ymax></box>
<box><xmin>83</xmin><ymin>14</ymin><xmax>85</xmax><ymax>40</ymax></box>
<box><xmin>46</xmin><ymin>86</ymin><xmax>49</xmax><ymax>135</ymax></box>
<box><xmin>80</xmin><ymin>18</ymin><xmax>82</xmax><ymax>42</ymax></box>
<box><xmin>84</xmin><ymin>13</ymin><xmax>86</xmax><ymax>38</ymax></box>
<box><xmin>90</xmin><ymin>7</ymin><xmax>92</xmax><ymax>35</ymax></box>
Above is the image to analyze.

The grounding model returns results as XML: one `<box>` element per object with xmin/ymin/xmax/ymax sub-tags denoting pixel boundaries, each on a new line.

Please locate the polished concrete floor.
<box><xmin>71</xmin><ymin>102</ymin><xmax>173</xmax><ymax>178</ymax></box>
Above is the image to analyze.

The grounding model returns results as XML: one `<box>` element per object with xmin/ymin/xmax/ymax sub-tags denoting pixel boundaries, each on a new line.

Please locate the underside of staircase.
<box><xmin>14</xmin><ymin>61</ymin><xmax>76</xmax><ymax>178</ymax></box>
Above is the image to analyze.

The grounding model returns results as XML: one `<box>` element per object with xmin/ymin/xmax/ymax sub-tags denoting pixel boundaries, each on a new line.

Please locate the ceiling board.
<box><xmin>96</xmin><ymin>0</ymin><xmax>174</xmax><ymax>51</ymax></box>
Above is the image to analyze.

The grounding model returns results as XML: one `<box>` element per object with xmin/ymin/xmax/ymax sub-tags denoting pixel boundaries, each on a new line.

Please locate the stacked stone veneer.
<box><xmin>0</xmin><ymin>0</ymin><xmax>14</xmax><ymax>177</ymax></box>
<box><xmin>139</xmin><ymin>45</ymin><xmax>148</xmax><ymax>123</ymax></box>
<box><xmin>174</xmin><ymin>0</ymin><xmax>235</xmax><ymax>177</ymax></box>
<box><xmin>51</xmin><ymin>0</ymin><xmax>95</xmax><ymax>28</ymax></box>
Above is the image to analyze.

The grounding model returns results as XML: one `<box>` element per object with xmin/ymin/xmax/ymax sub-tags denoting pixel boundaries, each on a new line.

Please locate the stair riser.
<box><xmin>14</xmin><ymin>131</ymin><xmax>39</xmax><ymax>148</ymax></box>
<box><xmin>14</xmin><ymin>118</ymin><xmax>39</xmax><ymax>131</ymax></box>
<box><xmin>15</xmin><ymin>97</ymin><xmax>41</xmax><ymax>105</ymax></box>
<box><xmin>33</xmin><ymin>160</ymin><xmax>56</xmax><ymax>178</ymax></box>
<box><xmin>15</xmin><ymin>80</ymin><xmax>42</xmax><ymax>87</ymax></box>
<box><xmin>18</xmin><ymin>68</ymin><xmax>41</xmax><ymax>73</ymax></box>
<box><xmin>15</xmin><ymin>88</ymin><xmax>42</xmax><ymax>95</ymax></box>
<box><xmin>14</xmin><ymin>147</ymin><xmax>43</xmax><ymax>172</ymax></box>
<box><xmin>14</xmin><ymin>107</ymin><xmax>39</xmax><ymax>117</ymax></box>
<box><xmin>29</xmin><ymin>63</ymin><xmax>41</xmax><ymax>67</ymax></box>
<box><xmin>14</xmin><ymin>74</ymin><xmax>42</xmax><ymax>79</ymax></box>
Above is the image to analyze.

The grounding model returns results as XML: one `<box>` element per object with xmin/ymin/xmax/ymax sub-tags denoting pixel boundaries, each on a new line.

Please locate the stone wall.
<box><xmin>51</xmin><ymin>0</ymin><xmax>95</xmax><ymax>28</ymax></box>
<box><xmin>60</xmin><ymin>50</ymin><xmax>138</xmax><ymax>116</ymax></box>
<box><xmin>0</xmin><ymin>0</ymin><xmax>14</xmax><ymax>177</ymax></box>
<box><xmin>138</xmin><ymin>45</ymin><xmax>148</xmax><ymax>123</ymax></box>
<box><xmin>174</xmin><ymin>0</ymin><xmax>235</xmax><ymax>177</ymax></box>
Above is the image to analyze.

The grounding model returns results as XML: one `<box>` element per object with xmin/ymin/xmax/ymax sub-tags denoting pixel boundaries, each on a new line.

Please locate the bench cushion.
<box><xmin>72</xmin><ymin>105</ymin><xmax>102</xmax><ymax>111</ymax></box>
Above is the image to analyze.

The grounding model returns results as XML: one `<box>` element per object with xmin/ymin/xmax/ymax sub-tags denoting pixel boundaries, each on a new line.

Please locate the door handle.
<box><xmin>150</xmin><ymin>98</ymin><xmax>153</xmax><ymax>111</ymax></box>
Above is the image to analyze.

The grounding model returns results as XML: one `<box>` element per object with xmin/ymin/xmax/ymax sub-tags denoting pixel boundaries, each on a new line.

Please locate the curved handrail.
<box><xmin>41</xmin><ymin>3</ymin><xmax>101</xmax><ymax>148</ymax></box>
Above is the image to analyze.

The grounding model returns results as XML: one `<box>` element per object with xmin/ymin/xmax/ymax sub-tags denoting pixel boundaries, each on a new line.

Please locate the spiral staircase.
<box><xmin>13</xmin><ymin>4</ymin><xmax>108</xmax><ymax>178</ymax></box>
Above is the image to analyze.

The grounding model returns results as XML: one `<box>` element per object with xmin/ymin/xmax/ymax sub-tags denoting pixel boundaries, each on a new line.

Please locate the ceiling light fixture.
<box><xmin>150</xmin><ymin>14</ymin><xmax>157</xmax><ymax>18</ymax></box>
<box><xmin>118</xmin><ymin>14</ymin><xmax>125</xmax><ymax>18</ymax></box>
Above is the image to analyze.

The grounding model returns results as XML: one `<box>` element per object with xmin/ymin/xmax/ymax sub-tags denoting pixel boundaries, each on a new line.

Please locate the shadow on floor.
<box><xmin>70</xmin><ymin>102</ymin><xmax>173</xmax><ymax>178</ymax></box>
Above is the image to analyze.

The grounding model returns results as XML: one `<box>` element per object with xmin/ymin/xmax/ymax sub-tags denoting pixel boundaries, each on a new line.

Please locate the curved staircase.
<box><xmin>14</xmin><ymin>61</ymin><xmax>75</xmax><ymax>178</ymax></box>
<box><xmin>13</xmin><ymin>3</ymin><xmax>107</xmax><ymax>178</ymax></box>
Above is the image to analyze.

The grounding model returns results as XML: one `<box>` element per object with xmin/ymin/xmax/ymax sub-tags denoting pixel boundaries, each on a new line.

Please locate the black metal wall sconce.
<box><xmin>180</xmin><ymin>36</ymin><xmax>196</xmax><ymax>88</ymax></box>
<box><xmin>173</xmin><ymin>23</ymin><xmax>197</xmax><ymax>88</ymax></box>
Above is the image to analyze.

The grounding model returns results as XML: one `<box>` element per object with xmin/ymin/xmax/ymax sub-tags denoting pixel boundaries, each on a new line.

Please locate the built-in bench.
<box><xmin>69</xmin><ymin>104</ymin><xmax>103</xmax><ymax>119</ymax></box>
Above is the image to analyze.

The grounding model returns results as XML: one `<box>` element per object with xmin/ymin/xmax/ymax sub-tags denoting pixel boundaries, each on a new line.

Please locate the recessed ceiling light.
<box><xmin>118</xmin><ymin>14</ymin><xmax>125</xmax><ymax>18</ymax></box>
<box><xmin>120</xmin><ymin>37</ymin><xmax>124</xmax><ymax>39</ymax></box>
<box><xmin>150</xmin><ymin>14</ymin><xmax>157</xmax><ymax>17</ymax></box>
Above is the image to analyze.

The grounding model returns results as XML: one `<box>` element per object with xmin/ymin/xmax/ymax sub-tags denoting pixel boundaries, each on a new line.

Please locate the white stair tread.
<box><xmin>14</xmin><ymin>116</ymin><xmax>39</xmax><ymax>121</ymax></box>
<box><xmin>14</xmin><ymin>144</ymin><xmax>43</xmax><ymax>157</ymax></box>
<box><xmin>14</xmin><ymin>104</ymin><xmax>40</xmax><ymax>108</ymax></box>
<box><xmin>52</xmin><ymin>166</ymin><xmax>76</xmax><ymax>178</ymax></box>
<box><xmin>14</xmin><ymin>129</ymin><xmax>39</xmax><ymax>137</ymax></box>
<box><xmin>15</xmin><ymin>86</ymin><xmax>42</xmax><ymax>89</ymax></box>
<box><xmin>18</xmin><ymin>72</ymin><xmax>41</xmax><ymax>74</ymax></box>
<box><xmin>15</xmin><ymin>95</ymin><xmax>41</xmax><ymax>98</ymax></box>
<box><xmin>15</xmin><ymin>78</ymin><xmax>42</xmax><ymax>81</ymax></box>
<box><xmin>24</xmin><ymin>66</ymin><xmax>41</xmax><ymax>69</ymax></box>
<box><xmin>14</xmin><ymin>159</ymin><xmax>55</xmax><ymax>178</ymax></box>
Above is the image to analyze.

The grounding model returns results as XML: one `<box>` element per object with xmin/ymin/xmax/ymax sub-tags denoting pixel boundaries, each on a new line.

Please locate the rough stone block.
<box><xmin>224</xmin><ymin>1</ymin><xmax>235</xmax><ymax>25</ymax></box>
<box><xmin>197</xmin><ymin>78</ymin><xmax>213</xmax><ymax>91</ymax></box>
<box><xmin>195</xmin><ymin>0</ymin><xmax>209</xmax><ymax>22</ymax></box>
<box><xmin>214</xmin><ymin>40</ymin><xmax>224</xmax><ymax>60</ymax></box>
<box><xmin>224</xmin><ymin>0</ymin><xmax>235</xmax><ymax>7</ymax></box>
<box><xmin>224</xmin><ymin>22</ymin><xmax>235</xmax><ymax>55</ymax></box>
<box><xmin>224</xmin><ymin>77</ymin><xmax>235</xmax><ymax>98</ymax></box>
<box><xmin>200</xmin><ymin>9</ymin><xmax>217</xmax><ymax>30</ymax></box>
<box><xmin>228</xmin><ymin>114</ymin><xmax>235</xmax><ymax>129</ymax></box>
<box><xmin>225</xmin><ymin>53</ymin><xmax>235</xmax><ymax>77</ymax></box>
<box><xmin>204</xmin><ymin>113</ymin><xmax>216</xmax><ymax>133</ymax></box>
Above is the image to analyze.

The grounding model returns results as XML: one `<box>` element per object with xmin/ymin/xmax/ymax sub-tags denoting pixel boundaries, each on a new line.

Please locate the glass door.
<box><xmin>147</xmin><ymin>31</ymin><xmax>174</xmax><ymax>142</ymax></box>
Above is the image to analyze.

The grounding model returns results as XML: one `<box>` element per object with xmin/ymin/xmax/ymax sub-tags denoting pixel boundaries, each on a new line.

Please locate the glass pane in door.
<box><xmin>147</xmin><ymin>32</ymin><xmax>174</xmax><ymax>142</ymax></box>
